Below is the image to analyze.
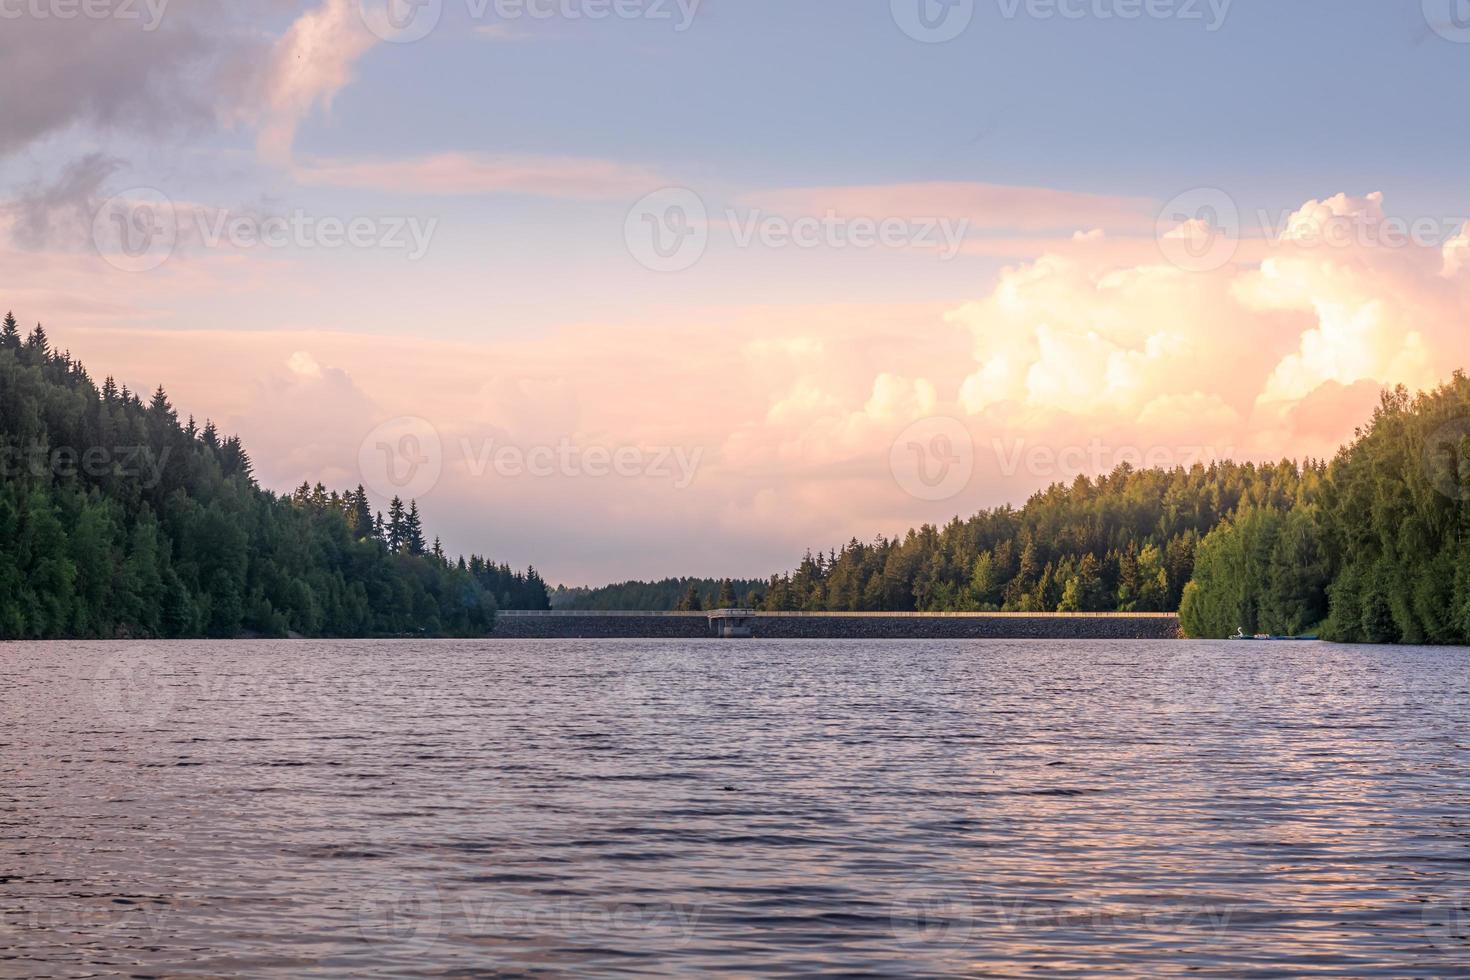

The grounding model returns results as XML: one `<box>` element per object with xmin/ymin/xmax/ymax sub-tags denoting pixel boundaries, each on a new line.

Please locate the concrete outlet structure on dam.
<box><xmin>492</xmin><ymin>610</ymin><xmax>1182</xmax><ymax>641</ymax></box>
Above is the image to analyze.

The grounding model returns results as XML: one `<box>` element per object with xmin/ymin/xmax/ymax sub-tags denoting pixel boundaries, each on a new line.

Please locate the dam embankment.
<box><xmin>492</xmin><ymin>611</ymin><xmax>1181</xmax><ymax>640</ymax></box>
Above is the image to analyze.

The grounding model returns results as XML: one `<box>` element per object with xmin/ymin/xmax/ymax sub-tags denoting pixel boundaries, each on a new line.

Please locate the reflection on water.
<box><xmin>2</xmin><ymin>639</ymin><xmax>1469</xmax><ymax>976</ymax></box>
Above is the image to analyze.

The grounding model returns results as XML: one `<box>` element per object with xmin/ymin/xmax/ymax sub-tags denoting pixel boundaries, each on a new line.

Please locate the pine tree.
<box><xmin>349</xmin><ymin>486</ymin><xmax>374</xmax><ymax>537</ymax></box>
<box><xmin>219</xmin><ymin>436</ymin><xmax>252</xmax><ymax>479</ymax></box>
<box><xmin>405</xmin><ymin>500</ymin><xmax>426</xmax><ymax>556</ymax></box>
<box><xmin>149</xmin><ymin>385</ymin><xmax>176</xmax><ymax>424</ymax></box>
<box><xmin>387</xmin><ymin>497</ymin><xmax>406</xmax><ymax>553</ymax></box>
<box><xmin>23</xmin><ymin>323</ymin><xmax>49</xmax><ymax>363</ymax></box>
<box><xmin>0</xmin><ymin>312</ymin><xmax>19</xmax><ymax>349</ymax></box>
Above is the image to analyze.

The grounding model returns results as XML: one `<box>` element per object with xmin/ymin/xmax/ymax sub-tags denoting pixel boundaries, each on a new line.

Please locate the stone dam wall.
<box><xmin>491</xmin><ymin>612</ymin><xmax>1181</xmax><ymax>641</ymax></box>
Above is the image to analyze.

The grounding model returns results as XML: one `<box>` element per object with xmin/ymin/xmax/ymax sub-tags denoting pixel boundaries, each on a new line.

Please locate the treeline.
<box><xmin>753</xmin><ymin>461</ymin><xmax>1320</xmax><ymax>615</ymax></box>
<box><xmin>551</xmin><ymin>577</ymin><xmax>765</xmax><ymax>611</ymax></box>
<box><xmin>1182</xmin><ymin>375</ymin><xmax>1470</xmax><ymax>643</ymax></box>
<box><xmin>0</xmin><ymin>314</ymin><xmax>546</xmax><ymax>640</ymax></box>
<box><xmin>285</xmin><ymin>482</ymin><xmax>550</xmax><ymax>612</ymax></box>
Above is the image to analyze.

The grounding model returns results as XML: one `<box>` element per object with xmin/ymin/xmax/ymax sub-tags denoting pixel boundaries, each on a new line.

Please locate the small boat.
<box><xmin>1231</xmin><ymin>628</ymin><xmax>1319</xmax><ymax>641</ymax></box>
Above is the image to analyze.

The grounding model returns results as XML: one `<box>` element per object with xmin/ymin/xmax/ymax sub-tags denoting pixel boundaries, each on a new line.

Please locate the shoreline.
<box><xmin>493</xmin><ymin>611</ymin><xmax>1182</xmax><ymax>641</ymax></box>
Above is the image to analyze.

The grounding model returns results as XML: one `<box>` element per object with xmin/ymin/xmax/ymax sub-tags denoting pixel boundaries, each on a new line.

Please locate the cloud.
<box><xmin>0</xmin><ymin>0</ymin><xmax>392</xmax><ymax>172</ymax></box>
<box><xmin>0</xmin><ymin>3</ymin><xmax>218</xmax><ymax>155</ymax></box>
<box><xmin>946</xmin><ymin>191</ymin><xmax>1469</xmax><ymax>463</ymax></box>
<box><xmin>15</xmin><ymin>190</ymin><xmax>1470</xmax><ymax>584</ymax></box>
<box><xmin>234</xmin><ymin>350</ymin><xmax>380</xmax><ymax>490</ymax></box>
<box><xmin>292</xmin><ymin>152</ymin><xmax>667</xmax><ymax>199</ymax></box>
<box><xmin>255</xmin><ymin>0</ymin><xmax>380</xmax><ymax>166</ymax></box>
<box><xmin>2</xmin><ymin>153</ymin><xmax>123</xmax><ymax>251</ymax></box>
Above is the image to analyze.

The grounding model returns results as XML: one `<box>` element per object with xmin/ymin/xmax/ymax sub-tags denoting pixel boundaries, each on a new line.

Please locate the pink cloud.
<box><xmin>255</xmin><ymin>0</ymin><xmax>379</xmax><ymax>166</ymax></box>
<box><xmin>11</xmin><ymin>189</ymin><xmax>1470</xmax><ymax>584</ymax></box>
<box><xmin>292</xmin><ymin>152</ymin><xmax>668</xmax><ymax>200</ymax></box>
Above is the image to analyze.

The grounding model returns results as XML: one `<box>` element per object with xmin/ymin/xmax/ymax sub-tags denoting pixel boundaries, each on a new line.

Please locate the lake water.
<box><xmin>3</xmin><ymin>639</ymin><xmax>1469</xmax><ymax>977</ymax></box>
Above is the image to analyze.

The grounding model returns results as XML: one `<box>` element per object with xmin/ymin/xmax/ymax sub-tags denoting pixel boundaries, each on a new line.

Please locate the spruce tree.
<box><xmin>350</xmin><ymin>486</ymin><xmax>374</xmax><ymax>537</ymax></box>
<box><xmin>387</xmin><ymin>497</ymin><xmax>406</xmax><ymax>553</ymax></box>
<box><xmin>405</xmin><ymin>501</ymin><xmax>426</xmax><ymax>556</ymax></box>
<box><xmin>23</xmin><ymin>323</ymin><xmax>49</xmax><ymax>363</ymax></box>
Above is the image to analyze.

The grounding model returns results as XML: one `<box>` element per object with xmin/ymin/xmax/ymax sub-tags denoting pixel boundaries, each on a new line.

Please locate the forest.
<box><xmin>1180</xmin><ymin>374</ymin><xmax>1470</xmax><ymax>643</ymax></box>
<box><xmin>749</xmin><ymin>459</ymin><xmax>1317</xmax><ymax>618</ymax></box>
<box><xmin>0</xmin><ymin>314</ymin><xmax>547</xmax><ymax>640</ymax></box>
<box><xmin>6</xmin><ymin>310</ymin><xmax>1469</xmax><ymax>644</ymax></box>
<box><xmin>551</xmin><ymin>577</ymin><xmax>767</xmax><ymax>611</ymax></box>
<box><xmin>753</xmin><ymin>375</ymin><xmax>1470</xmax><ymax>644</ymax></box>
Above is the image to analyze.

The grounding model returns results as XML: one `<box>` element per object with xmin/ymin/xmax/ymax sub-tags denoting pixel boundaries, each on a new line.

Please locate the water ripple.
<box><xmin>2</xmin><ymin>639</ymin><xmax>1469</xmax><ymax>976</ymax></box>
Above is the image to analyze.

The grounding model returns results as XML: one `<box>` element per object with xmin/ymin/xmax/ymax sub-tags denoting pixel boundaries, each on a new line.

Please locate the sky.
<box><xmin>3</xmin><ymin>0</ymin><xmax>1469</xmax><ymax>584</ymax></box>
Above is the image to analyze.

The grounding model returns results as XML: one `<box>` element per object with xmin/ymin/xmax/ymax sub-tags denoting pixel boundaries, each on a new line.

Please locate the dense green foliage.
<box><xmin>1182</xmin><ymin>375</ymin><xmax>1470</xmax><ymax>643</ymax></box>
<box><xmin>8</xmin><ymin>309</ymin><xmax>1466</xmax><ymax>645</ymax></box>
<box><xmin>551</xmin><ymin>577</ymin><xmax>765</xmax><ymax>611</ymax></box>
<box><xmin>757</xmin><ymin>461</ymin><xmax>1319</xmax><ymax>615</ymax></box>
<box><xmin>0</xmin><ymin>317</ymin><xmax>546</xmax><ymax>639</ymax></box>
